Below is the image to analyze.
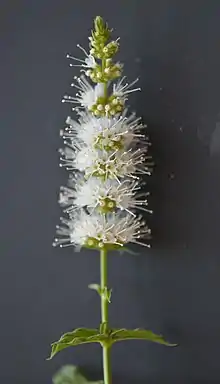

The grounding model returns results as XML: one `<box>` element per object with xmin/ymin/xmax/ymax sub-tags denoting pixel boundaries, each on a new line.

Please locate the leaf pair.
<box><xmin>48</xmin><ymin>327</ymin><xmax>177</xmax><ymax>359</ymax></box>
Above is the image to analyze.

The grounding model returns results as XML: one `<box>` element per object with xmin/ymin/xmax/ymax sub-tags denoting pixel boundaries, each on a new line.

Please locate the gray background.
<box><xmin>1</xmin><ymin>0</ymin><xmax>220</xmax><ymax>383</ymax></box>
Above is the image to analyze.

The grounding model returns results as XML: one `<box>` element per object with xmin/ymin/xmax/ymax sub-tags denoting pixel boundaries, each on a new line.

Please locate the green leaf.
<box><xmin>48</xmin><ymin>328</ymin><xmax>109</xmax><ymax>359</ymax></box>
<box><xmin>48</xmin><ymin>326</ymin><xmax>176</xmax><ymax>359</ymax></box>
<box><xmin>110</xmin><ymin>328</ymin><xmax>177</xmax><ymax>346</ymax></box>
<box><xmin>53</xmin><ymin>365</ymin><xmax>103</xmax><ymax>384</ymax></box>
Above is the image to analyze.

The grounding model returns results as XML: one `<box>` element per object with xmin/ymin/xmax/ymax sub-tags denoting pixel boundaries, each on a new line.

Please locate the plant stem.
<box><xmin>102</xmin><ymin>345</ymin><xmax>111</xmax><ymax>384</ymax></box>
<box><xmin>103</xmin><ymin>82</ymin><xmax>108</xmax><ymax>99</ymax></box>
<box><xmin>100</xmin><ymin>248</ymin><xmax>111</xmax><ymax>384</ymax></box>
<box><xmin>100</xmin><ymin>54</ymin><xmax>111</xmax><ymax>384</ymax></box>
<box><xmin>102</xmin><ymin>58</ymin><xmax>108</xmax><ymax>99</ymax></box>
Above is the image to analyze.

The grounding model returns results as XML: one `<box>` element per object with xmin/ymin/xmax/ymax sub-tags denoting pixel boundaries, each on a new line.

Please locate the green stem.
<box><xmin>103</xmin><ymin>82</ymin><xmax>108</xmax><ymax>99</ymax></box>
<box><xmin>100</xmin><ymin>55</ymin><xmax>110</xmax><ymax>384</ymax></box>
<box><xmin>100</xmin><ymin>248</ymin><xmax>111</xmax><ymax>384</ymax></box>
<box><xmin>102</xmin><ymin>58</ymin><xmax>108</xmax><ymax>99</ymax></box>
<box><xmin>102</xmin><ymin>345</ymin><xmax>111</xmax><ymax>384</ymax></box>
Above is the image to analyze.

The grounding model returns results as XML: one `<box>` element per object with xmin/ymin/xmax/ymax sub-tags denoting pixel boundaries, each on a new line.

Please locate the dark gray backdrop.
<box><xmin>1</xmin><ymin>1</ymin><xmax>220</xmax><ymax>383</ymax></box>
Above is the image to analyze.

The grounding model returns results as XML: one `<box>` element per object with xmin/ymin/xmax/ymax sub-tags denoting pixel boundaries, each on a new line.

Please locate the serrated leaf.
<box><xmin>53</xmin><ymin>365</ymin><xmax>103</xmax><ymax>384</ymax></box>
<box><xmin>110</xmin><ymin>328</ymin><xmax>177</xmax><ymax>346</ymax></box>
<box><xmin>48</xmin><ymin>328</ymin><xmax>109</xmax><ymax>359</ymax></box>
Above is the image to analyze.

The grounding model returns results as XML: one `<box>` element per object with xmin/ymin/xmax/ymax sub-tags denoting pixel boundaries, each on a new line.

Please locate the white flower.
<box><xmin>59</xmin><ymin>177</ymin><xmax>152</xmax><ymax>216</ymax></box>
<box><xmin>78</xmin><ymin>147</ymin><xmax>152</xmax><ymax>181</ymax></box>
<box><xmin>66</xmin><ymin>44</ymin><xmax>97</xmax><ymax>71</ymax></box>
<box><xmin>78</xmin><ymin>116</ymin><xmax>135</xmax><ymax>149</ymax></box>
<box><xmin>53</xmin><ymin>211</ymin><xmax>151</xmax><ymax>249</ymax></box>
<box><xmin>62</xmin><ymin>76</ymin><xmax>104</xmax><ymax>110</ymax></box>
<box><xmin>74</xmin><ymin>146</ymin><xmax>98</xmax><ymax>172</ymax></box>
<box><xmin>59</xmin><ymin>145</ymin><xmax>152</xmax><ymax>180</ymax></box>
<box><xmin>113</xmin><ymin>77</ymin><xmax>141</xmax><ymax>102</ymax></box>
<box><xmin>62</xmin><ymin>112</ymin><xmax>147</xmax><ymax>151</ymax></box>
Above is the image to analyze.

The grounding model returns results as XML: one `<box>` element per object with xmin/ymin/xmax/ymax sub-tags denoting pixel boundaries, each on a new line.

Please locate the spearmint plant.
<box><xmin>49</xmin><ymin>16</ymin><xmax>176</xmax><ymax>384</ymax></box>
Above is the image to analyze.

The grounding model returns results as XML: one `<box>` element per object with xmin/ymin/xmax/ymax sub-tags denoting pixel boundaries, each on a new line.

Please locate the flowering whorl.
<box><xmin>54</xmin><ymin>17</ymin><xmax>153</xmax><ymax>251</ymax></box>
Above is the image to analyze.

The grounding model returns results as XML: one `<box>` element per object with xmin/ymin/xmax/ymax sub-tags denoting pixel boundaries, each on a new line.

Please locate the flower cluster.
<box><xmin>54</xmin><ymin>16</ymin><xmax>152</xmax><ymax>251</ymax></box>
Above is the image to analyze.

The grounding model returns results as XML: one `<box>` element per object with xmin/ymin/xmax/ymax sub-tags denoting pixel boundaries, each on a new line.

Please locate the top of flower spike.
<box><xmin>89</xmin><ymin>16</ymin><xmax>119</xmax><ymax>60</ymax></box>
<box><xmin>66</xmin><ymin>16</ymin><xmax>121</xmax><ymax>84</ymax></box>
<box><xmin>64</xmin><ymin>16</ymin><xmax>141</xmax><ymax>118</ymax></box>
<box><xmin>90</xmin><ymin>17</ymin><xmax>112</xmax><ymax>49</ymax></box>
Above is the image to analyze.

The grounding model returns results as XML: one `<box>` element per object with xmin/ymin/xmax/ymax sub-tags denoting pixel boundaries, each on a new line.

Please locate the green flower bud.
<box><xmin>112</xmin><ymin>97</ymin><xmax>119</xmax><ymax>105</ymax></box>
<box><xmin>102</xmin><ymin>41</ymin><xmax>119</xmax><ymax>58</ymax></box>
<box><xmin>94</xmin><ymin>16</ymin><xmax>109</xmax><ymax>35</ymax></box>
<box><xmin>98</xmin><ymin>197</ymin><xmax>117</xmax><ymax>213</ymax></box>
<box><xmin>116</xmin><ymin>105</ymin><xmax>123</xmax><ymax>112</ymax></box>
<box><xmin>89</xmin><ymin>16</ymin><xmax>111</xmax><ymax>59</ymax></box>
<box><xmin>85</xmin><ymin>237</ymin><xmax>99</xmax><ymax>249</ymax></box>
